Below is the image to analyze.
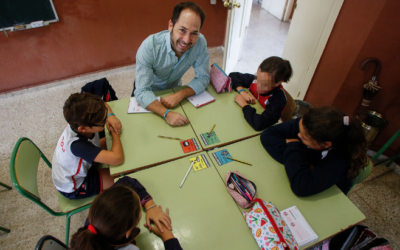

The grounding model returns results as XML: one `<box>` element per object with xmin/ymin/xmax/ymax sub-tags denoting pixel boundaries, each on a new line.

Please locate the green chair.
<box><xmin>9</xmin><ymin>137</ymin><xmax>96</xmax><ymax>245</ymax></box>
<box><xmin>371</xmin><ymin>128</ymin><xmax>400</xmax><ymax>167</ymax></box>
<box><xmin>348</xmin><ymin>157</ymin><xmax>373</xmax><ymax>194</ymax></box>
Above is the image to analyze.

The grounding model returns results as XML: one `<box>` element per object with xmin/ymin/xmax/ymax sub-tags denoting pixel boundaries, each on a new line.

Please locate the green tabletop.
<box><xmin>175</xmin><ymin>86</ymin><xmax>265</xmax><ymax>150</ymax></box>
<box><xmin>106</xmin><ymin>89</ymin><xmax>201</xmax><ymax>177</ymax></box>
<box><xmin>120</xmin><ymin>153</ymin><xmax>257</xmax><ymax>250</ymax></box>
<box><xmin>207</xmin><ymin>136</ymin><xmax>366</xmax><ymax>249</ymax></box>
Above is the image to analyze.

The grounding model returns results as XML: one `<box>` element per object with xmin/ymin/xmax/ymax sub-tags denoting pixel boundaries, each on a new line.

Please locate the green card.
<box><xmin>200</xmin><ymin>131</ymin><xmax>220</xmax><ymax>146</ymax></box>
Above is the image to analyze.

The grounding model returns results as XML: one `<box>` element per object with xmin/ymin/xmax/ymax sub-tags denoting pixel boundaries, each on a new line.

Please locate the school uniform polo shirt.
<box><xmin>52</xmin><ymin>125</ymin><xmax>102</xmax><ymax>193</ymax></box>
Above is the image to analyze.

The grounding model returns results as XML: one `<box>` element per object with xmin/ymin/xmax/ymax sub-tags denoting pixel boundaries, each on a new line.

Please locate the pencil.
<box><xmin>180</xmin><ymin>161</ymin><xmax>195</xmax><ymax>188</ymax></box>
<box><xmin>158</xmin><ymin>135</ymin><xmax>183</xmax><ymax>141</ymax></box>
<box><xmin>225</xmin><ymin>156</ymin><xmax>252</xmax><ymax>166</ymax></box>
<box><xmin>208</xmin><ymin>124</ymin><xmax>216</xmax><ymax>136</ymax></box>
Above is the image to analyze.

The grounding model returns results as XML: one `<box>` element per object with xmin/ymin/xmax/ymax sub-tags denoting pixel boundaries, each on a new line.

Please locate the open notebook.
<box><xmin>187</xmin><ymin>90</ymin><xmax>215</xmax><ymax>108</ymax></box>
<box><xmin>128</xmin><ymin>96</ymin><xmax>161</xmax><ymax>113</ymax></box>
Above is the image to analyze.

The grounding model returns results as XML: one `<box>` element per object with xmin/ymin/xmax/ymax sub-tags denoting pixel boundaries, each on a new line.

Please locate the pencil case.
<box><xmin>210</xmin><ymin>63</ymin><xmax>232</xmax><ymax>93</ymax></box>
<box><xmin>243</xmin><ymin>199</ymin><xmax>299</xmax><ymax>250</ymax></box>
<box><xmin>225</xmin><ymin>171</ymin><xmax>257</xmax><ymax>208</ymax></box>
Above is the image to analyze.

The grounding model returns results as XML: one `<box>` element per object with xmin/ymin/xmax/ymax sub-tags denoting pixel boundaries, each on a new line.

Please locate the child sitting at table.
<box><xmin>229</xmin><ymin>56</ymin><xmax>293</xmax><ymax>131</ymax></box>
<box><xmin>260</xmin><ymin>106</ymin><xmax>368</xmax><ymax>196</ymax></box>
<box><xmin>52</xmin><ymin>93</ymin><xmax>124</xmax><ymax>200</ymax></box>
<box><xmin>70</xmin><ymin>176</ymin><xmax>181</xmax><ymax>250</ymax></box>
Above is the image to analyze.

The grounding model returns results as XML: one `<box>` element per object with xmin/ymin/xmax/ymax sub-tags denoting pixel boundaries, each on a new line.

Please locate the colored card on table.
<box><xmin>180</xmin><ymin>138</ymin><xmax>200</xmax><ymax>153</ymax></box>
<box><xmin>212</xmin><ymin>149</ymin><xmax>233</xmax><ymax>166</ymax></box>
<box><xmin>200</xmin><ymin>131</ymin><xmax>220</xmax><ymax>146</ymax></box>
<box><xmin>189</xmin><ymin>154</ymin><xmax>211</xmax><ymax>172</ymax></box>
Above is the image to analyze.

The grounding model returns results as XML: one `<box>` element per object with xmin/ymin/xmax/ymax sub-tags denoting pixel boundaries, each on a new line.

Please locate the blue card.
<box><xmin>212</xmin><ymin>149</ymin><xmax>233</xmax><ymax>166</ymax></box>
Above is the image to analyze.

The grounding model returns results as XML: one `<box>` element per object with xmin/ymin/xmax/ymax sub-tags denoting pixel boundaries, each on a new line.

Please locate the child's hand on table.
<box><xmin>234</xmin><ymin>94</ymin><xmax>249</xmax><ymax>108</ymax></box>
<box><xmin>144</xmin><ymin>208</ymin><xmax>175</xmax><ymax>241</ymax></box>
<box><xmin>106</xmin><ymin>115</ymin><xmax>122</xmax><ymax>135</ymax></box>
<box><xmin>240</xmin><ymin>91</ymin><xmax>256</xmax><ymax>104</ymax></box>
<box><xmin>145</xmin><ymin>204</ymin><xmax>172</xmax><ymax>233</ymax></box>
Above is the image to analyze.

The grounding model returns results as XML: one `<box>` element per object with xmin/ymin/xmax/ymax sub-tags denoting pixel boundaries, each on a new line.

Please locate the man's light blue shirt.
<box><xmin>134</xmin><ymin>30</ymin><xmax>210</xmax><ymax>108</ymax></box>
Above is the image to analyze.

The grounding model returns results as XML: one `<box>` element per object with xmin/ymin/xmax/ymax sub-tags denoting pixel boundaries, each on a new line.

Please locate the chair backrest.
<box><xmin>9</xmin><ymin>138</ymin><xmax>54</xmax><ymax>212</ymax></box>
<box><xmin>35</xmin><ymin>235</ymin><xmax>68</xmax><ymax>250</ymax></box>
<box><xmin>281</xmin><ymin>90</ymin><xmax>297</xmax><ymax>122</ymax></box>
<box><xmin>352</xmin><ymin>157</ymin><xmax>373</xmax><ymax>185</ymax></box>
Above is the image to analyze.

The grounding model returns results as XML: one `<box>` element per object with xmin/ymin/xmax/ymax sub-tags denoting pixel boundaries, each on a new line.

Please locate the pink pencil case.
<box><xmin>210</xmin><ymin>63</ymin><xmax>232</xmax><ymax>93</ymax></box>
<box><xmin>225</xmin><ymin>171</ymin><xmax>257</xmax><ymax>208</ymax></box>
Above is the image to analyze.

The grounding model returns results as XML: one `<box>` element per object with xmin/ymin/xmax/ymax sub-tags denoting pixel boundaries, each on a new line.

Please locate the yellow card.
<box><xmin>189</xmin><ymin>154</ymin><xmax>211</xmax><ymax>172</ymax></box>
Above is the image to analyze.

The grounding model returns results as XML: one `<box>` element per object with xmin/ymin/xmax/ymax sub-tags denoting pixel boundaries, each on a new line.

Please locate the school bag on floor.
<box><xmin>243</xmin><ymin>198</ymin><xmax>299</xmax><ymax>250</ymax></box>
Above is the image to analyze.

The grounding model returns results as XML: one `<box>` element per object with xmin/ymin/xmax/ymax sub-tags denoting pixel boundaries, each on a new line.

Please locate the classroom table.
<box><xmin>106</xmin><ymin>89</ymin><xmax>201</xmax><ymax>177</ymax></box>
<box><xmin>119</xmin><ymin>153</ymin><xmax>258</xmax><ymax>250</ymax></box>
<box><xmin>206</xmin><ymin>136</ymin><xmax>366</xmax><ymax>249</ymax></box>
<box><xmin>174</xmin><ymin>85</ymin><xmax>265</xmax><ymax>150</ymax></box>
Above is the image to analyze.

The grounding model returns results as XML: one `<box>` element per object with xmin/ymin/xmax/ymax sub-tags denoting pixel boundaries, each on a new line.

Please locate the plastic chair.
<box><xmin>35</xmin><ymin>235</ymin><xmax>68</xmax><ymax>250</ymax></box>
<box><xmin>9</xmin><ymin>137</ymin><xmax>96</xmax><ymax>245</ymax></box>
<box><xmin>281</xmin><ymin>91</ymin><xmax>297</xmax><ymax>122</ymax></box>
<box><xmin>348</xmin><ymin>157</ymin><xmax>373</xmax><ymax>194</ymax></box>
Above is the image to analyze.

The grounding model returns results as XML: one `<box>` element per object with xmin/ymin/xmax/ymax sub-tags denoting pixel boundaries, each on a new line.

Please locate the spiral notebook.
<box><xmin>187</xmin><ymin>90</ymin><xmax>215</xmax><ymax>108</ymax></box>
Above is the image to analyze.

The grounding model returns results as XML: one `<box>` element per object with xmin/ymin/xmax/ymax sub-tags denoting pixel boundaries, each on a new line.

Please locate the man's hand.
<box><xmin>106</xmin><ymin>115</ymin><xmax>122</xmax><ymax>135</ymax></box>
<box><xmin>160</xmin><ymin>93</ymin><xmax>182</xmax><ymax>109</ymax></box>
<box><xmin>165</xmin><ymin>111</ymin><xmax>189</xmax><ymax>126</ymax></box>
<box><xmin>286</xmin><ymin>139</ymin><xmax>300</xmax><ymax>143</ymax></box>
<box><xmin>234</xmin><ymin>94</ymin><xmax>249</xmax><ymax>108</ymax></box>
<box><xmin>240</xmin><ymin>91</ymin><xmax>256</xmax><ymax>104</ymax></box>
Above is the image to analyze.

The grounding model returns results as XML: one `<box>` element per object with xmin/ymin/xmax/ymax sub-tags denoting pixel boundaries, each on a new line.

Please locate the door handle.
<box><xmin>224</xmin><ymin>1</ymin><xmax>241</xmax><ymax>9</ymax></box>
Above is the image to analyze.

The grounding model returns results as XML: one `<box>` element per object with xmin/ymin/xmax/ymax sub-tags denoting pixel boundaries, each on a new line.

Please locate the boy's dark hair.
<box><xmin>171</xmin><ymin>1</ymin><xmax>206</xmax><ymax>29</ymax></box>
<box><xmin>259</xmin><ymin>56</ymin><xmax>293</xmax><ymax>83</ymax></box>
<box><xmin>70</xmin><ymin>185</ymin><xmax>141</xmax><ymax>250</ymax></box>
<box><xmin>63</xmin><ymin>93</ymin><xmax>107</xmax><ymax>130</ymax></box>
<box><xmin>302</xmin><ymin>106</ymin><xmax>368</xmax><ymax>180</ymax></box>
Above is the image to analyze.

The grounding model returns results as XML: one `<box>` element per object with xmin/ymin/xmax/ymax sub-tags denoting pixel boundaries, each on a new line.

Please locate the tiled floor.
<box><xmin>1</xmin><ymin>1</ymin><xmax>399</xmax><ymax>249</ymax></box>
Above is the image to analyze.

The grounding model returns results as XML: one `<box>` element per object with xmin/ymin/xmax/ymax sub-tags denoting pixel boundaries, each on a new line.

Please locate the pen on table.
<box><xmin>208</xmin><ymin>124</ymin><xmax>216</xmax><ymax>136</ymax></box>
<box><xmin>225</xmin><ymin>156</ymin><xmax>252</xmax><ymax>166</ymax></box>
<box><xmin>180</xmin><ymin>161</ymin><xmax>194</xmax><ymax>188</ymax></box>
<box><xmin>158</xmin><ymin>135</ymin><xmax>183</xmax><ymax>141</ymax></box>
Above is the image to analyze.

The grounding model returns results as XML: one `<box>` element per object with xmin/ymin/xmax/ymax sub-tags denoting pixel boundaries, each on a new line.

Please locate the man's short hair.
<box><xmin>171</xmin><ymin>2</ymin><xmax>206</xmax><ymax>29</ymax></box>
<box><xmin>63</xmin><ymin>93</ymin><xmax>106</xmax><ymax>130</ymax></box>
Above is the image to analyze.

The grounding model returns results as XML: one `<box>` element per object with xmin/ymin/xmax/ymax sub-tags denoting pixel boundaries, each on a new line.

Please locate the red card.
<box><xmin>180</xmin><ymin>138</ymin><xmax>200</xmax><ymax>153</ymax></box>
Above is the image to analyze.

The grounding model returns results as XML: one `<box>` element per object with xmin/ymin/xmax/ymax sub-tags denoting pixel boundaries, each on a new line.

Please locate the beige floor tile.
<box><xmin>347</xmin><ymin>192</ymin><xmax>388</xmax><ymax>236</ymax></box>
<box><xmin>355</xmin><ymin>174</ymin><xmax>400</xmax><ymax>223</ymax></box>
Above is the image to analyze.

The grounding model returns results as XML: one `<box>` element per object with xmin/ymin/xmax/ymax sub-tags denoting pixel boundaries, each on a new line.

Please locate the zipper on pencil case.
<box><xmin>255</xmin><ymin>198</ymin><xmax>290</xmax><ymax>250</ymax></box>
<box><xmin>212</xmin><ymin>63</ymin><xmax>228</xmax><ymax>77</ymax></box>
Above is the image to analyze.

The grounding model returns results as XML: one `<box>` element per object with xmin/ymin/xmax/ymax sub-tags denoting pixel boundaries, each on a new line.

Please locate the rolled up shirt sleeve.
<box><xmin>134</xmin><ymin>37</ymin><xmax>158</xmax><ymax>108</ymax></box>
<box><xmin>187</xmin><ymin>36</ymin><xmax>210</xmax><ymax>95</ymax></box>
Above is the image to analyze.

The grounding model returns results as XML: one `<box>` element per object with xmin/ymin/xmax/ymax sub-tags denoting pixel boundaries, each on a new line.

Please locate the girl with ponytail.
<box><xmin>229</xmin><ymin>56</ymin><xmax>293</xmax><ymax>131</ymax></box>
<box><xmin>70</xmin><ymin>176</ymin><xmax>182</xmax><ymax>250</ymax></box>
<box><xmin>260</xmin><ymin>106</ymin><xmax>368</xmax><ymax>196</ymax></box>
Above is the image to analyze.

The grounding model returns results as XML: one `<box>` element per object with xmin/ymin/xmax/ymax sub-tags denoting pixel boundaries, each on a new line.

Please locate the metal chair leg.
<box><xmin>0</xmin><ymin>182</ymin><xmax>12</xmax><ymax>190</ymax></box>
<box><xmin>371</xmin><ymin>129</ymin><xmax>400</xmax><ymax>162</ymax></box>
<box><xmin>65</xmin><ymin>214</ymin><xmax>72</xmax><ymax>246</ymax></box>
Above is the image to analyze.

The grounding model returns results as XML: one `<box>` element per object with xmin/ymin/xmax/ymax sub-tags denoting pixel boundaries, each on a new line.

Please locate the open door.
<box><xmin>282</xmin><ymin>0</ymin><xmax>344</xmax><ymax>100</ymax></box>
<box><xmin>222</xmin><ymin>0</ymin><xmax>246</xmax><ymax>74</ymax></box>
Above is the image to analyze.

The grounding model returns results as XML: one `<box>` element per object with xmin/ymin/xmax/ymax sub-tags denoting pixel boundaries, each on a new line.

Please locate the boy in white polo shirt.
<box><xmin>52</xmin><ymin>93</ymin><xmax>124</xmax><ymax>199</ymax></box>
